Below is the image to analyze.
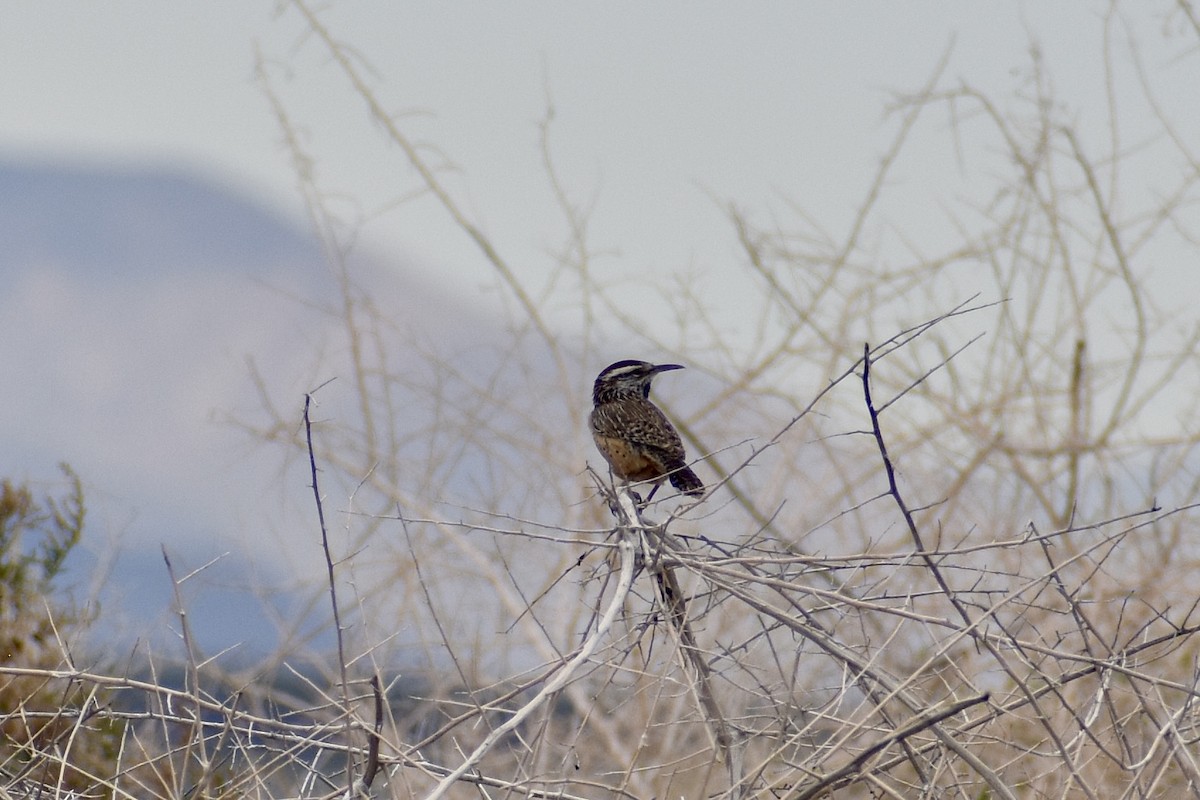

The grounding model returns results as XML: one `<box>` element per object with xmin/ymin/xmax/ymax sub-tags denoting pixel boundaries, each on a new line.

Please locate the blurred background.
<box><xmin>2</xmin><ymin>2</ymin><xmax>1196</xmax><ymax>661</ymax></box>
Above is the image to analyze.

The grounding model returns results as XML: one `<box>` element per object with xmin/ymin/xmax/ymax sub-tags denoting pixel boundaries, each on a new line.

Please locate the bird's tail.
<box><xmin>668</xmin><ymin>464</ymin><xmax>704</xmax><ymax>497</ymax></box>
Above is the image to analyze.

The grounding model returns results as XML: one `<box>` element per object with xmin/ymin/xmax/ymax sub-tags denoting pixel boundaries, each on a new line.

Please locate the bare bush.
<box><xmin>5</xmin><ymin>2</ymin><xmax>1200</xmax><ymax>798</ymax></box>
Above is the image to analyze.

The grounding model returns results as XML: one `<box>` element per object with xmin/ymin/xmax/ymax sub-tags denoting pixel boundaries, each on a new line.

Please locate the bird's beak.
<box><xmin>653</xmin><ymin>363</ymin><xmax>685</xmax><ymax>374</ymax></box>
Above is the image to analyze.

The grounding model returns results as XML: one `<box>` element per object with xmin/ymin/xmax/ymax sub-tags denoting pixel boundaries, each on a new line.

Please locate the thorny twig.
<box><xmin>304</xmin><ymin>390</ymin><xmax>357</xmax><ymax>795</ymax></box>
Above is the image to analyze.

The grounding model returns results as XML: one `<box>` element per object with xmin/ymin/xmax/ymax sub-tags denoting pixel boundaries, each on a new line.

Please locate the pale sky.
<box><xmin>4</xmin><ymin>2</ymin><xmax>1196</xmax><ymax>653</ymax></box>
<box><xmin>10</xmin><ymin>2</ymin><xmax>1189</xmax><ymax>301</ymax></box>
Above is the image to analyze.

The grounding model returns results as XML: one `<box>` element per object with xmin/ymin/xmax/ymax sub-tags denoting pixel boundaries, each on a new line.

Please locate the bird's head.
<box><xmin>592</xmin><ymin>360</ymin><xmax>684</xmax><ymax>405</ymax></box>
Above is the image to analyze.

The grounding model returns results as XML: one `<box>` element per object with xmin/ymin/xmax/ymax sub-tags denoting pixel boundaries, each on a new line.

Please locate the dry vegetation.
<box><xmin>5</xmin><ymin>2</ymin><xmax>1200</xmax><ymax>798</ymax></box>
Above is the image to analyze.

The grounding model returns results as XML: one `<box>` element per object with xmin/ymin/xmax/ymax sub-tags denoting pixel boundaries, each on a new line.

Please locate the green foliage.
<box><xmin>0</xmin><ymin>463</ymin><xmax>85</xmax><ymax>658</ymax></box>
<box><xmin>0</xmin><ymin>465</ymin><xmax>118</xmax><ymax>793</ymax></box>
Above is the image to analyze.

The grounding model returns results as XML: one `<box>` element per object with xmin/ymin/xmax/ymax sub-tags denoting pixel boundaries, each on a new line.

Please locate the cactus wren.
<box><xmin>590</xmin><ymin>359</ymin><xmax>704</xmax><ymax>501</ymax></box>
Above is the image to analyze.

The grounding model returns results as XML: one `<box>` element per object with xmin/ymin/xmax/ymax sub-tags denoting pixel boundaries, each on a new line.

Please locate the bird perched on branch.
<box><xmin>589</xmin><ymin>359</ymin><xmax>704</xmax><ymax>502</ymax></box>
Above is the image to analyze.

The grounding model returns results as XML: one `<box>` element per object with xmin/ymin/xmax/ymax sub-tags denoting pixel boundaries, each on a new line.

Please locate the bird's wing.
<box><xmin>591</xmin><ymin>399</ymin><xmax>686</xmax><ymax>461</ymax></box>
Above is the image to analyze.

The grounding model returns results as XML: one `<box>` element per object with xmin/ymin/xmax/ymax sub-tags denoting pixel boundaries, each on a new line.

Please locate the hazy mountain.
<box><xmin>1</xmin><ymin>160</ymin><xmax>320</xmax><ymax>280</ymax></box>
<box><xmin>0</xmin><ymin>158</ymin><xmax>487</xmax><ymax>662</ymax></box>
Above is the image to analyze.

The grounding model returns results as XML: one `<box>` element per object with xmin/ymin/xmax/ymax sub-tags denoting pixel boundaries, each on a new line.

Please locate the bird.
<box><xmin>589</xmin><ymin>359</ymin><xmax>704</xmax><ymax>502</ymax></box>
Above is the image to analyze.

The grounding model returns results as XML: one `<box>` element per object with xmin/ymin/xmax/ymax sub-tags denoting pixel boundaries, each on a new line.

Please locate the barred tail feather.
<box><xmin>669</xmin><ymin>465</ymin><xmax>704</xmax><ymax>497</ymax></box>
